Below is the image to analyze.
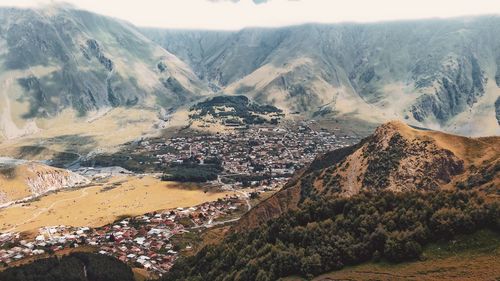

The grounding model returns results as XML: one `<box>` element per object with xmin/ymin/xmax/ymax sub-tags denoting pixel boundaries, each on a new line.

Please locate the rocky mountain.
<box><xmin>236</xmin><ymin>121</ymin><xmax>499</xmax><ymax>230</ymax></box>
<box><xmin>0</xmin><ymin>4</ymin><xmax>207</xmax><ymax>141</ymax></box>
<box><xmin>143</xmin><ymin>16</ymin><xmax>500</xmax><ymax>136</ymax></box>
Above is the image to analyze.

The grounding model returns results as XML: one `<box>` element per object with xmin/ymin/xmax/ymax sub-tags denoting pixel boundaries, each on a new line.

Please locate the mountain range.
<box><xmin>0</xmin><ymin>5</ymin><xmax>498</xmax><ymax>144</ymax></box>
<box><xmin>143</xmin><ymin>17</ymin><xmax>500</xmax><ymax>136</ymax></box>
<box><xmin>0</xmin><ymin>4</ymin><xmax>498</xmax><ymax>280</ymax></box>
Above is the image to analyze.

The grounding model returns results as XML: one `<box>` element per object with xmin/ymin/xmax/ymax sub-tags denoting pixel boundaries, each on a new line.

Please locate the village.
<box><xmin>0</xmin><ymin>194</ymin><xmax>247</xmax><ymax>276</ymax></box>
<box><xmin>145</xmin><ymin>121</ymin><xmax>360</xmax><ymax>183</ymax></box>
<box><xmin>0</xmin><ymin>121</ymin><xmax>361</xmax><ymax>276</ymax></box>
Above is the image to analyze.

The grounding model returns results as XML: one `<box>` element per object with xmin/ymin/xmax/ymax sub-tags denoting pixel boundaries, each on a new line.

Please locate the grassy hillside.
<box><xmin>158</xmin><ymin>122</ymin><xmax>499</xmax><ymax>281</ymax></box>
<box><xmin>300</xmin><ymin>229</ymin><xmax>500</xmax><ymax>281</ymax></box>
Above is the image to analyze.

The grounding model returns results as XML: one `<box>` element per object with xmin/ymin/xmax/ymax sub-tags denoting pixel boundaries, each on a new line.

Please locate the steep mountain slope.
<box><xmin>165</xmin><ymin>191</ymin><xmax>499</xmax><ymax>281</ymax></box>
<box><xmin>0</xmin><ymin>4</ymin><xmax>207</xmax><ymax>141</ymax></box>
<box><xmin>237</xmin><ymin>121</ymin><xmax>499</xmax><ymax>230</ymax></box>
<box><xmin>143</xmin><ymin>16</ymin><xmax>500</xmax><ymax>136</ymax></box>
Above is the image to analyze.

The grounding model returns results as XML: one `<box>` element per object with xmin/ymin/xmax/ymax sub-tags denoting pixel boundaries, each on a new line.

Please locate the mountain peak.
<box><xmin>371</xmin><ymin>120</ymin><xmax>414</xmax><ymax>143</ymax></box>
<box><xmin>375</xmin><ymin>120</ymin><xmax>413</xmax><ymax>132</ymax></box>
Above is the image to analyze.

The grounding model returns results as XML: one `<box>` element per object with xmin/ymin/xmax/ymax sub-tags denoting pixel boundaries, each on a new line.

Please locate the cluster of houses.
<box><xmin>0</xmin><ymin>195</ymin><xmax>246</xmax><ymax>275</ymax></box>
<box><xmin>141</xmin><ymin>121</ymin><xmax>359</xmax><ymax>183</ymax></box>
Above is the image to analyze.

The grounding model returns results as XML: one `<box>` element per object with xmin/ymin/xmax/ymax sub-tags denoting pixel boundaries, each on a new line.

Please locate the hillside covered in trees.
<box><xmin>189</xmin><ymin>95</ymin><xmax>284</xmax><ymax>126</ymax></box>
<box><xmin>162</xmin><ymin>190</ymin><xmax>500</xmax><ymax>281</ymax></box>
<box><xmin>0</xmin><ymin>253</ymin><xmax>135</xmax><ymax>281</ymax></box>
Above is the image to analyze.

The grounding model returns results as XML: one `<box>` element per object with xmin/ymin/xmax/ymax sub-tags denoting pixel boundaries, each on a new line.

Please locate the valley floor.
<box><xmin>0</xmin><ymin>175</ymin><xmax>232</xmax><ymax>233</ymax></box>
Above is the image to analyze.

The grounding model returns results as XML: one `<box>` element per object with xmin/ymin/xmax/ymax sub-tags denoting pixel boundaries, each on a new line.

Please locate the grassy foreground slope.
<box><xmin>301</xmin><ymin>229</ymin><xmax>500</xmax><ymax>281</ymax></box>
<box><xmin>160</xmin><ymin>121</ymin><xmax>499</xmax><ymax>281</ymax></box>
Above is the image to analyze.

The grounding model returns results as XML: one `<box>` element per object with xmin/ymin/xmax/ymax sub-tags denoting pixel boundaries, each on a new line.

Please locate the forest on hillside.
<box><xmin>162</xmin><ymin>190</ymin><xmax>500</xmax><ymax>281</ymax></box>
<box><xmin>0</xmin><ymin>253</ymin><xmax>134</xmax><ymax>281</ymax></box>
<box><xmin>190</xmin><ymin>95</ymin><xmax>283</xmax><ymax>125</ymax></box>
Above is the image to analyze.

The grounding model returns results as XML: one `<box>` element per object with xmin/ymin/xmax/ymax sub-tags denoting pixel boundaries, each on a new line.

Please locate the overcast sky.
<box><xmin>1</xmin><ymin>0</ymin><xmax>500</xmax><ymax>30</ymax></box>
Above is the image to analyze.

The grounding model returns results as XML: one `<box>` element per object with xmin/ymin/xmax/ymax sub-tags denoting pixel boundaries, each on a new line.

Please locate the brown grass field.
<box><xmin>0</xmin><ymin>175</ymin><xmax>233</xmax><ymax>234</ymax></box>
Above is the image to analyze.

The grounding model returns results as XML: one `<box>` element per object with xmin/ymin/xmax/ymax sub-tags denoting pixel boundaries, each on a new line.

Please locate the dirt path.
<box><xmin>234</xmin><ymin>189</ymin><xmax>251</xmax><ymax>212</ymax></box>
<box><xmin>345</xmin><ymin>150</ymin><xmax>362</xmax><ymax>195</ymax></box>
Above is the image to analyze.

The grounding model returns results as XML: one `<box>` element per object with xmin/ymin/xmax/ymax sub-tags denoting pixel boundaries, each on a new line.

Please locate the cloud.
<box><xmin>207</xmin><ymin>0</ymin><xmax>240</xmax><ymax>3</ymax></box>
<box><xmin>252</xmin><ymin>0</ymin><xmax>269</xmax><ymax>4</ymax></box>
<box><xmin>208</xmin><ymin>0</ymin><xmax>269</xmax><ymax>3</ymax></box>
<box><xmin>0</xmin><ymin>0</ymin><xmax>499</xmax><ymax>30</ymax></box>
<box><xmin>207</xmin><ymin>0</ymin><xmax>271</xmax><ymax>4</ymax></box>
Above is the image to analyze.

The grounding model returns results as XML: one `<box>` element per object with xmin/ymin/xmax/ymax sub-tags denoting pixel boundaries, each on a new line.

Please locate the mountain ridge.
<box><xmin>235</xmin><ymin>121</ymin><xmax>500</xmax><ymax>230</ymax></box>
<box><xmin>143</xmin><ymin>16</ymin><xmax>500</xmax><ymax>136</ymax></box>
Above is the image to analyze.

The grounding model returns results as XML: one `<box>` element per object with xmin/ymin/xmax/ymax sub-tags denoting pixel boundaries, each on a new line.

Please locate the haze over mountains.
<box><xmin>0</xmin><ymin>4</ymin><xmax>498</xmax><ymax>141</ymax></box>
<box><xmin>144</xmin><ymin>17</ymin><xmax>500</xmax><ymax>136</ymax></box>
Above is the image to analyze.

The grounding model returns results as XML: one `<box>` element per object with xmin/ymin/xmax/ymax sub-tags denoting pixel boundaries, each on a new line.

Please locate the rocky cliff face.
<box><xmin>236</xmin><ymin>121</ymin><xmax>500</xmax><ymax>230</ymax></box>
<box><xmin>24</xmin><ymin>163</ymin><xmax>89</xmax><ymax>197</ymax></box>
<box><xmin>0</xmin><ymin>161</ymin><xmax>89</xmax><ymax>205</ymax></box>
<box><xmin>143</xmin><ymin>16</ymin><xmax>500</xmax><ymax>136</ymax></box>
